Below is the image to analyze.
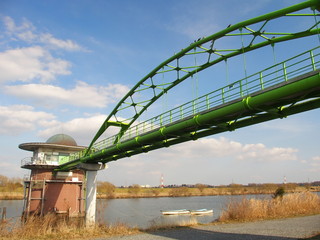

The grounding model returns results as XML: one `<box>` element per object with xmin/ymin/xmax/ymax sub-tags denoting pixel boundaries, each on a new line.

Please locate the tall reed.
<box><xmin>0</xmin><ymin>214</ymin><xmax>139</xmax><ymax>240</ymax></box>
<box><xmin>218</xmin><ymin>192</ymin><xmax>320</xmax><ymax>222</ymax></box>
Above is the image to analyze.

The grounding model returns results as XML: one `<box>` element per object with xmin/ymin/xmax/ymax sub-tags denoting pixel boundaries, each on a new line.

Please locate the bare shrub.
<box><xmin>97</xmin><ymin>181</ymin><xmax>115</xmax><ymax>198</ymax></box>
<box><xmin>195</xmin><ymin>184</ymin><xmax>207</xmax><ymax>194</ymax></box>
<box><xmin>128</xmin><ymin>184</ymin><xmax>141</xmax><ymax>196</ymax></box>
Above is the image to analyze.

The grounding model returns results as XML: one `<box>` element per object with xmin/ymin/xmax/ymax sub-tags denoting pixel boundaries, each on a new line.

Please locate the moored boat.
<box><xmin>190</xmin><ymin>209</ymin><xmax>213</xmax><ymax>215</ymax></box>
<box><xmin>161</xmin><ymin>209</ymin><xmax>190</xmax><ymax>215</ymax></box>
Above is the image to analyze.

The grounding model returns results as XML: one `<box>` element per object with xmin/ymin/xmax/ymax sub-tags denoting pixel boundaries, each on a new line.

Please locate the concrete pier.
<box><xmin>85</xmin><ymin>170</ymin><xmax>97</xmax><ymax>226</ymax></box>
<box><xmin>80</xmin><ymin>163</ymin><xmax>106</xmax><ymax>226</ymax></box>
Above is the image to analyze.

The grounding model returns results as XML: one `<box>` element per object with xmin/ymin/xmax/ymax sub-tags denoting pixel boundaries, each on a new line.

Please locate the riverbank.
<box><xmin>0</xmin><ymin>192</ymin><xmax>319</xmax><ymax>239</ymax></box>
<box><xmin>97</xmin><ymin>185</ymin><xmax>320</xmax><ymax>199</ymax></box>
<box><xmin>1</xmin><ymin>185</ymin><xmax>319</xmax><ymax>200</ymax></box>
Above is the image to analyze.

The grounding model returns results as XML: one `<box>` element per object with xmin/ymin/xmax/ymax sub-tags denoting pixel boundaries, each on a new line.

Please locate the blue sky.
<box><xmin>0</xmin><ymin>0</ymin><xmax>319</xmax><ymax>186</ymax></box>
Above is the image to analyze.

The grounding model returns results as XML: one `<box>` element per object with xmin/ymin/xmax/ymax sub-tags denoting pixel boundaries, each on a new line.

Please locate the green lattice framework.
<box><xmin>57</xmin><ymin>1</ymin><xmax>320</xmax><ymax>170</ymax></box>
<box><xmin>86</xmin><ymin>0</ymin><xmax>320</xmax><ymax>154</ymax></box>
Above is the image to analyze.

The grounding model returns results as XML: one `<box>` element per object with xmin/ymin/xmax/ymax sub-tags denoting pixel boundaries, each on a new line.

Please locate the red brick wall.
<box><xmin>26</xmin><ymin>169</ymin><xmax>85</xmax><ymax>216</ymax></box>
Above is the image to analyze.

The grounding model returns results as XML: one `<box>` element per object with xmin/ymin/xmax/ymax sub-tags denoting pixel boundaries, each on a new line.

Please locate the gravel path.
<box><xmin>97</xmin><ymin>215</ymin><xmax>320</xmax><ymax>240</ymax></box>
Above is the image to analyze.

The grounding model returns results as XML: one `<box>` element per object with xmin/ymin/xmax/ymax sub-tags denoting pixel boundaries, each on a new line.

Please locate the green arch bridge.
<box><xmin>58</xmin><ymin>0</ymin><xmax>320</xmax><ymax>171</ymax></box>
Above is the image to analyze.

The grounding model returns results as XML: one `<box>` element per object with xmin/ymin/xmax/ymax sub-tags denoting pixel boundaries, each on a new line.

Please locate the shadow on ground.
<box><xmin>303</xmin><ymin>234</ymin><xmax>320</xmax><ymax>240</ymax></box>
<box><xmin>146</xmin><ymin>227</ymin><xmax>315</xmax><ymax>240</ymax></box>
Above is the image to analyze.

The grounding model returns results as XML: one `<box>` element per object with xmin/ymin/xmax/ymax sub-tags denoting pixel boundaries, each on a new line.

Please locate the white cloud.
<box><xmin>3</xmin><ymin>16</ymin><xmax>36</xmax><ymax>41</ymax></box>
<box><xmin>39</xmin><ymin>33</ymin><xmax>84</xmax><ymax>51</ymax></box>
<box><xmin>258</xmin><ymin>119</ymin><xmax>308</xmax><ymax>134</ymax></box>
<box><xmin>4</xmin><ymin>81</ymin><xmax>130</xmax><ymax>108</ymax></box>
<box><xmin>0</xmin><ymin>105</ymin><xmax>56</xmax><ymax>135</ymax></box>
<box><xmin>0</xmin><ymin>16</ymin><xmax>87</xmax><ymax>84</ymax></box>
<box><xmin>238</xmin><ymin>143</ymin><xmax>298</xmax><ymax>162</ymax></box>
<box><xmin>3</xmin><ymin>16</ymin><xmax>83</xmax><ymax>51</ymax></box>
<box><xmin>0</xmin><ymin>46</ymin><xmax>71</xmax><ymax>83</ymax></box>
<box><xmin>161</xmin><ymin>137</ymin><xmax>298</xmax><ymax>162</ymax></box>
<box><xmin>307</xmin><ymin>156</ymin><xmax>320</xmax><ymax>173</ymax></box>
<box><xmin>37</xmin><ymin>114</ymin><xmax>112</xmax><ymax>146</ymax></box>
<box><xmin>312</xmin><ymin>156</ymin><xmax>320</xmax><ymax>162</ymax></box>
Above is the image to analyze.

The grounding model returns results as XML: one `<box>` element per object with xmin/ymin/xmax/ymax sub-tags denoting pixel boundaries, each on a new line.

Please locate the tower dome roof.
<box><xmin>46</xmin><ymin>134</ymin><xmax>78</xmax><ymax>146</ymax></box>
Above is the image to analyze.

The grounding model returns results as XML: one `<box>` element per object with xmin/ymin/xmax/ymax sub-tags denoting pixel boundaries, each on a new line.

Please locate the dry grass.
<box><xmin>0</xmin><ymin>214</ymin><xmax>139</xmax><ymax>240</ymax></box>
<box><xmin>0</xmin><ymin>214</ymin><xmax>198</xmax><ymax>239</ymax></box>
<box><xmin>147</xmin><ymin>217</ymin><xmax>198</xmax><ymax>231</ymax></box>
<box><xmin>218</xmin><ymin>192</ymin><xmax>320</xmax><ymax>222</ymax></box>
<box><xmin>0</xmin><ymin>192</ymin><xmax>23</xmax><ymax>200</ymax></box>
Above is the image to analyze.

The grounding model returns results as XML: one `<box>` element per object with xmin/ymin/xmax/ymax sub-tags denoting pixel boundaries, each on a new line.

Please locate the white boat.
<box><xmin>161</xmin><ymin>209</ymin><xmax>190</xmax><ymax>215</ymax></box>
<box><xmin>190</xmin><ymin>209</ymin><xmax>213</xmax><ymax>215</ymax></box>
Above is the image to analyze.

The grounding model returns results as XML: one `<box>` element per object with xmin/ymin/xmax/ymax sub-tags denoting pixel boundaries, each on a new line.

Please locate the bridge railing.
<box><xmin>73</xmin><ymin>47</ymin><xmax>320</xmax><ymax>156</ymax></box>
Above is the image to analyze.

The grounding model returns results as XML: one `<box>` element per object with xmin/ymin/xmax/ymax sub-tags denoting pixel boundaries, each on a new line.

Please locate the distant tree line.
<box><xmin>151</xmin><ymin>181</ymin><xmax>320</xmax><ymax>188</ymax></box>
<box><xmin>0</xmin><ymin>175</ymin><xmax>23</xmax><ymax>192</ymax></box>
<box><xmin>114</xmin><ymin>180</ymin><xmax>320</xmax><ymax>190</ymax></box>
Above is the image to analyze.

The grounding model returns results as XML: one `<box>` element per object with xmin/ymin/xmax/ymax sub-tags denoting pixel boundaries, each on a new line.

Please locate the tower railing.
<box><xmin>21</xmin><ymin>157</ymin><xmax>59</xmax><ymax>166</ymax></box>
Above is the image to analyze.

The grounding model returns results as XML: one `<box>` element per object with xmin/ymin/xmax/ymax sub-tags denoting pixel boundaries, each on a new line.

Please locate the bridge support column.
<box><xmin>79</xmin><ymin>163</ymin><xmax>106</xmax><ymax>226</ymax></box>
<box><xmin>85</xmin><ymin>170</ymin><xmax>97</xmax><ymax>226</ymax></box>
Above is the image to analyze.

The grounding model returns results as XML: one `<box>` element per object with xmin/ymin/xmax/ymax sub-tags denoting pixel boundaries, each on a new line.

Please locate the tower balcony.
<box><xmin>21</xmin><ymin>157</ymin><xmax>59</xmax><ymax>169</ymax></box>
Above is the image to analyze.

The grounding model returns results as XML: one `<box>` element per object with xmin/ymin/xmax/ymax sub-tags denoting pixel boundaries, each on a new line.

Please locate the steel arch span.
<box><xmin>57</xmin><ymin>0</ymin><xmax>320</xmax><ymax>171</ymax></box>
<box><xmin>86</xmin><ymin>0</ymin><xmax>320</xmax><ymax>153</ymax></box>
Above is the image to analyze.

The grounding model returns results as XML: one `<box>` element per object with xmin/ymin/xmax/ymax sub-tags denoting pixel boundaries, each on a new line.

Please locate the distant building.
<box><xmin>20</xmin><ymin>134</ymin><xmax>86</xmax><ymax>218</ymax></box>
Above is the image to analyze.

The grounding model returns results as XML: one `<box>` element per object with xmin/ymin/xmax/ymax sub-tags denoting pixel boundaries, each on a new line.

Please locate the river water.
<box><xmin>0</xmin><ymin>194</ymin><xmax>271</xmax><ymax>229</ymax></box>
<box><xmin>96</xmin><ymin>195</ymin><xmax>238</xmax><ymax>228</ymax></box>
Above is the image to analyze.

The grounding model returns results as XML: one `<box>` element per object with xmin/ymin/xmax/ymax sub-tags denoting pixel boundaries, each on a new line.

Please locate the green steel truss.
<box><xmin>57</xmin><ymin>0</ymin><xmax>320</xmax><ymax>171</ymax></box>
<box><xmin>58</xmin><ymin>47</ymin><xmax>320</xmax><ymax>170</ymax></box>
<box><xmin>86</xmin><ymin>0</ymin><xmax>320</xmax><ymax>153</ymax></box>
